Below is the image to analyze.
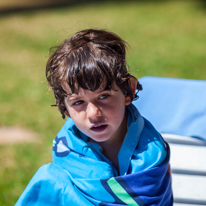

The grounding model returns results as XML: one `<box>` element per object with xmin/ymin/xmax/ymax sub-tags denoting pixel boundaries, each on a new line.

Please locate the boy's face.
<box><xmin>63</xmin><ymin>83</ymin><xmax>131</xmax><ymax>144</ymax></box>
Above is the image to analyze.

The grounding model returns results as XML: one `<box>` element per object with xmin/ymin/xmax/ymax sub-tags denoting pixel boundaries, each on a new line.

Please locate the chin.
<box><xmin>90</xmin><ymin>135</ymin><xmax>111</xmax><ymax>143</ymax></box>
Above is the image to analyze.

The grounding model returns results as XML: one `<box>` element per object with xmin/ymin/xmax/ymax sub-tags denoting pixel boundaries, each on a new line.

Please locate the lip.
<box><xmin>90</xmin><ymin>123</ymin><xmax>108</xmax><ymax>133</ymax></box>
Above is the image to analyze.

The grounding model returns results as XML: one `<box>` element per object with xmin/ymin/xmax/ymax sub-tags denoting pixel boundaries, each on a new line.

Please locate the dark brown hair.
<box><xmin>46</xmin><ymin>29</ymin><xmax>142</xmax><ymax>119</ymax></box>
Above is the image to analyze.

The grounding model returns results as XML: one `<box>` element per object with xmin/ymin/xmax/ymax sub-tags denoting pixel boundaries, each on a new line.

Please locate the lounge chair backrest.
<box><xmin>133</xmin><ymin>76</ymin><xmax>206</xmax><ymax>140</ymax></box>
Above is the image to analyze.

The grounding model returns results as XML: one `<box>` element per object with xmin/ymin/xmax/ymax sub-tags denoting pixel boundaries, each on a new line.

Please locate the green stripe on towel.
<box><xmin>107</xmin><ymin>177</ymin><xmax>140</xmax><ymax>206</ymax></box>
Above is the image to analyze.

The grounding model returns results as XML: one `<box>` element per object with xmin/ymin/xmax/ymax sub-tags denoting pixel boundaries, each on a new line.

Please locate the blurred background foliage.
<box><xmin>0</xmin><ymin>0</ymin><xmax>206</xmax><ymax>205</ymax></box>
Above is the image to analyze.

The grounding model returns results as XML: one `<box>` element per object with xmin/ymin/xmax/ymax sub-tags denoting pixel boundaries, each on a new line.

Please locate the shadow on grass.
<box><xmin>1</xmin><ymin>0</ymin><xmax>206</xmax><ymax>17</ymax></box>
<box><xmin>0</xmin><ymin>0</ymin><xmax>181</xmax><ymax>16</ymax></box>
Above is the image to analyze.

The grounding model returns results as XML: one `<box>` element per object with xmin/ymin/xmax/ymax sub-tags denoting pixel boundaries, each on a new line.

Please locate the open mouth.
<box><xmin>90</xmin><ymin>124</ymin><xmax>108</xmax><ymax>133</ymax></box>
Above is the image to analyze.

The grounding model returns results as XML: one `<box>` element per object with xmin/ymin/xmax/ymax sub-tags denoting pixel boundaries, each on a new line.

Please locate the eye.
<box><xmin>99</xmin><ymin>94</ymin><xmax>110</xmax><ymax>100</ymax></box>
<box><xmin>73</xmin><ymin>100</ymin><xmax>84</xmax><ymax>106</ymax></box>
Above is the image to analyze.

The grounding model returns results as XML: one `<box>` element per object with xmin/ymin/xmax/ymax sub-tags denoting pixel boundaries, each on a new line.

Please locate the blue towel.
<box><xmin>15</xmin><ymin>104</ymin><xmax>173</xmax><ymax>205</ymax></box>
<box><xmin>15</xmin><ymin>151</ymin><xmax>172</xmax><ymax>206</ymax></box>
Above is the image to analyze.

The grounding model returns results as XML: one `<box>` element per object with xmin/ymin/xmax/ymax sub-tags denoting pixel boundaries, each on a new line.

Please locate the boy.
<box><xmin>16</xmin><ymin>29</ymin><xmax>173</xmax><ymax>205</ymax></box>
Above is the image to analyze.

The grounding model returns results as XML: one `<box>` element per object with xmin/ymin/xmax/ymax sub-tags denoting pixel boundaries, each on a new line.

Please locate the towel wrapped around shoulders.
<box><xmin>15</xmin><ymin>104</ymin><xmax>173</xmax><ymax>206</ymax></box>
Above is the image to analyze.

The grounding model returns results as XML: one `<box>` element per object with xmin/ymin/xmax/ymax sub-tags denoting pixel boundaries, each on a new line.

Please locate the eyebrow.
<box><xmin>65</xmin><ymin>93</ymin><xmax>80</xmax><ymax>101</ymax></box>
<box><xmin>65</xmin><ymin>84</ymin><xmax>112</xmax><ymax>100</ymax></box>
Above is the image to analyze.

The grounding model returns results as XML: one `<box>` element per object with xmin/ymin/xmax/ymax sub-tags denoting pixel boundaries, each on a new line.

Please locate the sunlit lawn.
<box><xmin>0</xmin><ymin>0</ymin><xmax>206</xmax><ymax>205</ymax></box>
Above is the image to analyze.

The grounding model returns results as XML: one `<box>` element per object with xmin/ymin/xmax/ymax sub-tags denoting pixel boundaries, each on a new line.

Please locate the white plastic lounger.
<box><xmin>133</xmin><ymin>76</ymin><xmax>206</xmax><ymax>205</ymax></box>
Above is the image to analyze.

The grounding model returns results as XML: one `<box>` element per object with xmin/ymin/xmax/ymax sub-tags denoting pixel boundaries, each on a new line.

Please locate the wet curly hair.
<box><xmin>46</xmin><ymin>29</ymin><xmax>142</xmax><ymax>119</ymax></box>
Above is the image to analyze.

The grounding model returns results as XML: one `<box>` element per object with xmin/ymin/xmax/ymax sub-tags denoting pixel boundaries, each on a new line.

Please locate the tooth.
<box><xmin>94</xmin><ymin>125</ymin><xmax>100</xmax><ymax>128</ymax></box>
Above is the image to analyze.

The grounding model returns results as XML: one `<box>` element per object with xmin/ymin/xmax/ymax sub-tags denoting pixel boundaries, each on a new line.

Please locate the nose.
<box><xmin>86</xmin><ymin>102</ymin><xmax>101</xmax><ymax>119</ymax></box>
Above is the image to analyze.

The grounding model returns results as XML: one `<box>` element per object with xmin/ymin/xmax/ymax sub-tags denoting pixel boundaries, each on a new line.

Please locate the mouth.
<box><xmin>90</xmin><ymin>124</ymin><xmax>108</xmax><ymax>133</ymax></box>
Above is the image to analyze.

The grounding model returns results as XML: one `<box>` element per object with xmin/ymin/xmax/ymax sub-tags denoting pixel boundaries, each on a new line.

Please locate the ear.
<box><xmin>125</xmin><ymin>77</ymin><xmax>137</xmax><ymax>106</ymax></box>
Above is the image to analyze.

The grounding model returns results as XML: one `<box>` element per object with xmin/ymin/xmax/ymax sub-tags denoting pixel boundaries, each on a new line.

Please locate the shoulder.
<box><xmin>15</xmin><ymin>164</ymin><xmax>71</xmax><ymax>205</ymax></box>
<box><xmin>15</xmin><ymin>163</ymin><xmax>92</xmax><ymax>206</ymax></box>
<box><xmin>53</xmin><ymin>117</ymin><xmax>88</xmax><ymax>157</ymax></box>
<box><xmin>128</xmin><ymin>104</ymin><xmax>167</xmax><ymax>173</ymax></box>
<box><xmin>129</xmin><ymin>103</ymin><xmax>167</xmax><ymax>152</ymax></box>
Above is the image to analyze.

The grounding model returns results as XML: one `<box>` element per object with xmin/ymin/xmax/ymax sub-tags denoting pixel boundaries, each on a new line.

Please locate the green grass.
<box><xmin>0</xmin><ymin>0</ymin><xmax>206</xmax><ymax>205</ymax></box>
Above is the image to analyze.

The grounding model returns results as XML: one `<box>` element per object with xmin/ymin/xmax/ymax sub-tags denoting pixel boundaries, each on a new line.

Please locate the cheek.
<box><xmin>68</xmin><ymin>108</ymin><xmax>87</xmax><ymax>125</ymax></box>
<box><xmin>70</xmin><ymin>109</ymin><xmax>81</xmax><ymax>119</ymax></box>
<box><xmin>108</xmin><ymin>102</ymin><xmax>125</xmax><ymax>121</ymax></box>
<box><xmin>67</xmin><ymin>108</ymin><xmax>80</xmax><ymax>121</ymax></box>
